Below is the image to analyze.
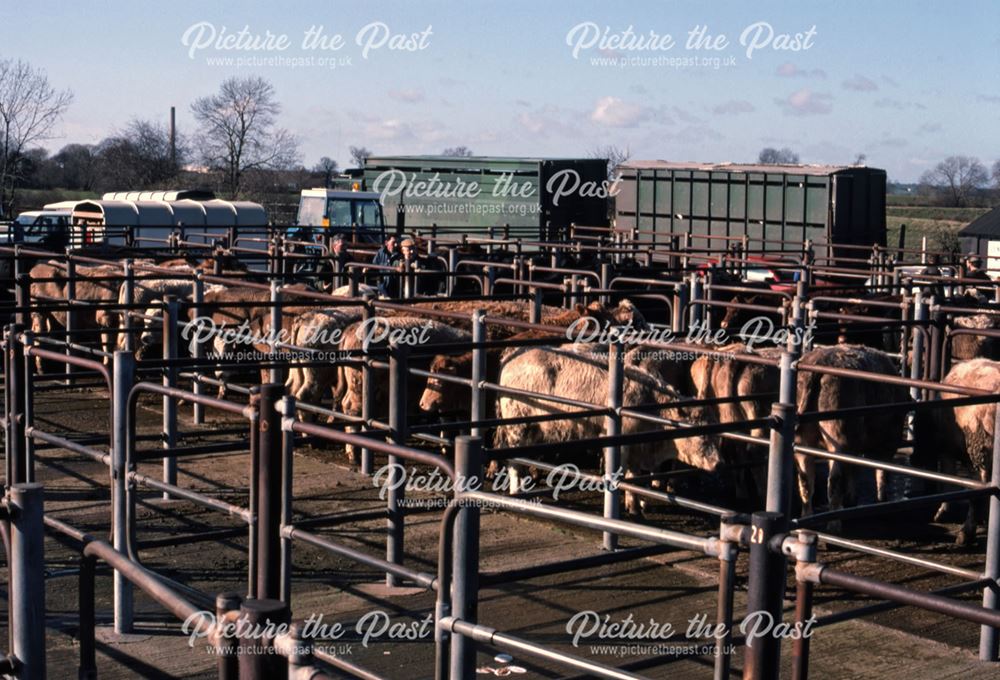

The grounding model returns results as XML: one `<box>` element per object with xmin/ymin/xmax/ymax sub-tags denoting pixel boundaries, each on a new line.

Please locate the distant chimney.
<box><xmin>169</xmin><ymin>106</ymin><xmax>177</xmax><ymax>168</ymax></box>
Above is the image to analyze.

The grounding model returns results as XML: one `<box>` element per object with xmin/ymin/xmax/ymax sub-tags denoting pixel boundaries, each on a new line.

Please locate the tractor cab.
<box><xmin>296</xmin><ymin>186</ymin><xmax>386</xmax><ymax>244</ymax></box>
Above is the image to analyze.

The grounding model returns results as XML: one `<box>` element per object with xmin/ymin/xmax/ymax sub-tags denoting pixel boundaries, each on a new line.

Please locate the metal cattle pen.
<box><xmin>0</xmin><ymin>228</ymin><xmax>997</xmax><ymax>679</ymax></box>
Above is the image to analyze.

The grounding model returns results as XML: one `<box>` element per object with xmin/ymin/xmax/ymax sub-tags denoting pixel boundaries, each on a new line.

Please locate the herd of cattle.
<box><xmin>21</xmin><ymin>253</ymin><xmax>1000</xmax><ymax>544</ymax></box>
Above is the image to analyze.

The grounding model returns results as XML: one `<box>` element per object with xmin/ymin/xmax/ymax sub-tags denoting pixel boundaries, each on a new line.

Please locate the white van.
<box><xmin>0</xmin><ymin>210</ymin><xmax>74</xmax><ymax>248</ymax></box>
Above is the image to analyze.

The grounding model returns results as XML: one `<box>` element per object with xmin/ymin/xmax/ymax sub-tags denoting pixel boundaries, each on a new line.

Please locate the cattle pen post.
<box><xmin>603</xmin><ymin>339</ymin><xmax>624</xmax><ymax>551</ymax></box>
<box><xmin>387</xmin><ymin>341</ymin><xmax>409</xmax><ymax>587</ymax></box>
<box><xmin>450</xmin><ymin>435</ymin><xmax>483</xmax><ymax>679</ymax></box>
<box><xmin>360</xmin><ymin>291</ymin><xmax>377</xmax><ymax>475</ymax></box>
<box><xmin>980</xmin><ymin>404</ymin><xmax>1000</xmax><ymax>660</ymax></box>
<box><xmin>112</xmin><ymin>349</ymin><xmax>135</xmax><ymax>633</ymax></box>
<box><xmin>64</xmin><ymin>253</ymin><xmax>77</xmax><ymax>386</ymax></box>
<box><xmin>256</xmin><ymin>383</ymin><xmax>284</xmax><ymax>601</ymax></box>
<box><xmin>161</xmin><ymin>294</ymin><xmax>179</xmax><ymax>498</ymax></box>
<box><xmin>21</xmin><ymin>330</ymin><xmax>36</xmax><ymax>482</ymax></box>
<box><xmin>190</xmin><ymin>274</ymin><xmax>206</xmax><ymax>424</ymax></box>
<box><xmin>744</xmin><ymin>511</ymin><xmax>787</xmax><ymax>680</ymax></box>
<box><xmin>9</xmin><ymin>482</ymin><xmax>46</xmax><ymax>679</ymax></box>
<box><xmin>470</xmin><ymin>309</ymin><xmax>486</xmax><ymax>439</ymax></box>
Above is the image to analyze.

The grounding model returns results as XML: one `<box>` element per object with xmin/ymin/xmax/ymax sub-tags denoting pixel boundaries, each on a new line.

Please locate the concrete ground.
<box><xmin>5</xmin><ymin>385</ymin><xmax>1000</xmax><ymax>679</ymax></box>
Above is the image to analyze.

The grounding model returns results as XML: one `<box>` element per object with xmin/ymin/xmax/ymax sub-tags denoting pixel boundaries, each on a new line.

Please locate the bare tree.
<box><xmin>349</xmin><ymin>145</ymin><xmax>372</xmax><ymax>167</ymax></box>
<box><xmin>993</xmin><ymin>159</ymin><xmax>1000</xmax><ymax>188</ymax></box>
<box><xmin>758</xmin><ymin>147</ymin><xmax>800</xmax><ymax>164</ymax></box>
<box><xmin>853</xmin><ymin>153</ymin><xmax>867</xmax><ymax>165</ymax></box>
<box><xmin>0</xmin><ymin>58</ymin><xmax>73</xmax><ymax>215</ymax></box>
<box><xmin>919</xmin><ymin>156</ymin><xmax>989</xmax><ymax>207</ymax></box>
<box><xmin>441</xmin><ymin>146</ymin><xmax>474</xmax><ymax>157</ymax></box>
<box><xmin>95</xmin><ymin>119</ymin><xmax>184</xmax><ymax>191</ymax></box>
<box><xmin>312</xmin><ymin>156</ymin><xmax>339</xmax><ymax>187</ymax></box>
<box><xmin>589</xmin><ymin>144</ymin><xmax>631</xmax><ymax>179</ymax></box>
<box><xmin>191</xmin><ymin>76</ymin><xmax>299</xmax><ymax>197</ymax></box>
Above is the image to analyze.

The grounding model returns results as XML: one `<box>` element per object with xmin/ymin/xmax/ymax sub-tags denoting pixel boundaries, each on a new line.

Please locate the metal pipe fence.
<box><xmin>1</xmin><ymin>237</ymin><xmax>999</xmax><ymax>679</ymax></box>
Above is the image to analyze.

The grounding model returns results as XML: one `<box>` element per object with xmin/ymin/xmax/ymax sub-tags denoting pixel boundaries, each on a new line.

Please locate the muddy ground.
<box><xmin>3</xmin><ymin>382</ymin><xmax>999</xmax><ymax>679</ymax></box>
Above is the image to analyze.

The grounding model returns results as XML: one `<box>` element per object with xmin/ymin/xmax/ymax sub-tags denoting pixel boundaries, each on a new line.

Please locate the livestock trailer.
<box><xmin>363</xmin><ymin>155</ymin><xmax>610</xmax><ymax>239</ymax></box>
<box><xmin>50</xmin><ymin>191</ymin><xmax>267</xmax><ymax>247</ymax></box>
<box><xmin>614</xmin><ymin>161</ymin><xmax>887</xmax><ymax>256</ymax></box>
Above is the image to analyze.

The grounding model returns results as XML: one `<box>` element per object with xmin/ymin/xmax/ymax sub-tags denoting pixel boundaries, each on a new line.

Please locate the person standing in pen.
<box><xmin>371</xmin><ymin>233</ymin><xmax>400</xmax><ymax>296</ymax></box>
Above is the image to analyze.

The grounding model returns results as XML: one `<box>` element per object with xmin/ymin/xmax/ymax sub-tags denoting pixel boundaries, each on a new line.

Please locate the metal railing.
<box><xmin>1</xmin><ymin>236</ymin><xmax>1000</xmax><ymax>679</ymax></box>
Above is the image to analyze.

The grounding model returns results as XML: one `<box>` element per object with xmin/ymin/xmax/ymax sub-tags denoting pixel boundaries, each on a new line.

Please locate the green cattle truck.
<box><xmin>362</xmin><ymin>155</ymin><xmax>611</xmax><ymax>239</ymax></box>
<box><xmin>614</xmin><ymin>161</ymin><xmax>887</xmax><ymax>255</ymax></box>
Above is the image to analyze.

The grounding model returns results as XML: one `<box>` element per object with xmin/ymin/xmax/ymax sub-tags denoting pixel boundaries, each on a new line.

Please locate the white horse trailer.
<box><xmin>46</xmin><ymin>192</ymin><xmax>267</xmax><ymax>248</ymax></box>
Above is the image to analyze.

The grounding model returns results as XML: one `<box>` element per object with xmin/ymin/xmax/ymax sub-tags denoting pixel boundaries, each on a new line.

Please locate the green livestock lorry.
<box><xmin>362</xmin><ymin>155</ymin><xmax>611</xmax><ymax>239</ymax></box>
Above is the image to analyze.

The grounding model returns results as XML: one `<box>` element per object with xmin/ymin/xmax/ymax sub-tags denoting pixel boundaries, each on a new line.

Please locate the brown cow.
<box><xmin>335</xmin><ymin>316</ymin><xmax>471</xmax><ymax>462</ymax></box>
<box><xmin>394</xmin><ymin>299</ymin><xmax>645</xmax><ymax>339</ymax></box>
<box><xmin>718</xmin><ymin>293</ymin><xmax>787</xmax><ymax>334</ymax></box>
<box><xmin>336</xmin><ymin>317</ymin><xmax>471</xmax><ymax>417</ymax></box>
<box><xmin>795</xmin><ymin>345</ymin><xmax>909</xmax><ymax>524</ymax></box>
<box><xmin>194</xmin><ymin>283</ymin><xmax>321</xmax><ymax>396</ymax></box>
<box><xmin>689</xmin><ymin>343</ymin><xmax>781</xmax><ymax>502</ymax></box>
<box><xmin>951</xmin><ymin>314</ymin><xmax>1000</xmax><ymax>362</ymax></box>
<box><xmin>28</xmin><ymin>263</ymin><xmax>121</xmax><ymax>365</ymax></box>
<box><xmin>687</xmin><ymin>343</ymin><xmax>907</xmax><ymax>519</ymax></box>
<box><xmin>28</xmin><ymin>261</ymin><xmax>68</xmax><ymax>356</ymax></box>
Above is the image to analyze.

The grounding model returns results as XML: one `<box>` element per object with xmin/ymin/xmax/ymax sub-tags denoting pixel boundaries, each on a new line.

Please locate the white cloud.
<box><xmin>364</xmin><ymin>118</ymin><xmax>413</xmax><ymax>142</ymax></box>
<box><xmin>916</xmin><ymin>122</ymin><xmax>942</xmax><ymax>135</ymax></box>
<box><xmin>589</xmin><ymin>96</ymin><xmax>650</xmax><ymax>127</ymax></box>
<box><xmin>388</xmin><ymin>88</ymin><xmax>425</xmax><ymax>103</ymax></box>
<box><xmin>517</xmin><ymin>111</ymin><xmax>548</xmax><ymax>135</ymax></box>
<box><xmin>516</xmin><ymin>105</ymin><xmax>580</xmax><ymax>138</ymax></box>
<box><xmin>776</xmin><ymin>89</ymin><xmax>833</xmax><ymax>116</ymax></box>
<box><xmin>712</xmin><ymin>100</ymin><xmax>755</xmax><ymax>115</ymax></box>
<box><xmin>358</xmin><ymin>118</ymin><xmax>448</xmax><ymax>147</ymax></box>
<box><xmin>842</xmin><ymin>74</ymin><xmax>878</xmax><ymax>92</ymax></box>
<box><xmin>874</xmin><ymin>98</ymin><xmax>927</xmax><ymax>110</ymax></box>
<box><xmin>775</xmin><ymin>62</ymin><xmax>827</xmax><ymax>79</ymax></box>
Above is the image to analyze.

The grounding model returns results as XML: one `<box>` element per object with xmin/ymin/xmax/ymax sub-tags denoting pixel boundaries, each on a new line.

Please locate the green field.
<box><xmin>885</xmin><ymin>201</ymin><xmax>992</xmax><ymax>253</ymax></box>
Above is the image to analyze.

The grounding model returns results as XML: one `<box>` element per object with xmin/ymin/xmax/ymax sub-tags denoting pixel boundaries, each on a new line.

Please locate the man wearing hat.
<box><xmin>397</xmin><ymin>236</ymin><xmax>427</xmax><ymax>296</ymax></box>
<box><xmin>962</xmin><ymin>252</ymin><xmax>992</xmax><ymax>301</ymax></box>
<box><xmin>964</xmin><ymin>253</ymin><xmax>990</xmax><ymax>281</ymax></box>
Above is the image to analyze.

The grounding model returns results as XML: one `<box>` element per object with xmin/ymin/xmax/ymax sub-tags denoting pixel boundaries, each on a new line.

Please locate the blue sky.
<box><xmin>2</xmin><ymin>0</ymin><xmax>998</xmax><ymax>181</ymax></box>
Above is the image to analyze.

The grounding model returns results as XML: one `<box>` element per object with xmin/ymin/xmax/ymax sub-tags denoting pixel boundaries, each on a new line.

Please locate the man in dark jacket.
<box><xmin>371</xmin><ymin>234</ymin><xmax>399</xmax><ymax>296</ymax></box>
<box><xmin>965</xmin><ymin>254</ymin><xmax>991</xmax><ymax>281</ymax></box>
<box><xmin>315</xmin><ymin>234</ymin><xmax>354</xmax><ymax>291</ymax></box>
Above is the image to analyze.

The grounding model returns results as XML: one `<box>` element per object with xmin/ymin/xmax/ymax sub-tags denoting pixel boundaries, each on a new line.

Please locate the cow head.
<box><xmin>666</xmin><ymin>402</ymin><xmax>723</xmax><ymax>473</ymax></box>
<box><xmin>419</xmin><ymin>352</ymin><xmax>470</xmax><ymax>414</ymax></box>
<box><xmin>610</xmin><ymin>299</ymin><xmax>649</xmax><ymax>330</ymax></box>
